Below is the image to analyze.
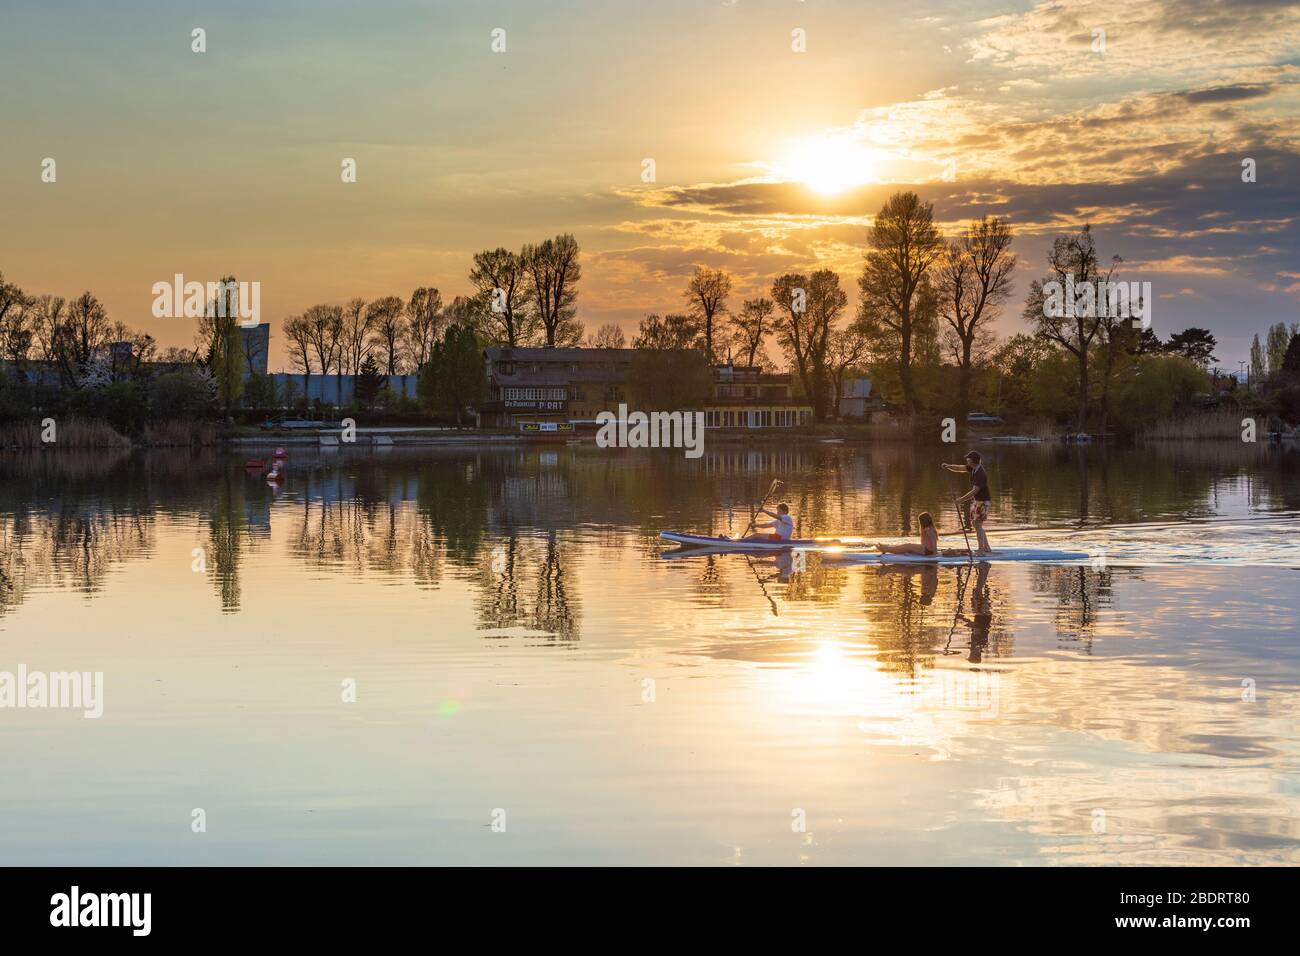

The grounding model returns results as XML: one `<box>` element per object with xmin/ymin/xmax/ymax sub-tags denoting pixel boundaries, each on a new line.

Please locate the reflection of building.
<box><xmin>481</xmin><ymin>347</ymin><xmax>812</xmax><ymax>428</ymax></box>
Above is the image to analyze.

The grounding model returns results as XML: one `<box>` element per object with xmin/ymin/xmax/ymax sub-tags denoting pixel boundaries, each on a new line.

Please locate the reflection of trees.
<box><xmin>0</xmin><ymin>451</ymin><xmax>155</xmax><ymax>617</ymax></box>
<box><xmin>1028</xmin><ymin>565</ymin><xmax>1117</xmax><ymax>652</ymax></box>
<box><xmin>475</xmin><ymin>530</ymin><xmax>581</xmax><ymax>640</ymax></box>
<box><xmin>780</xmin><ymin>552</ymin><xmax>847</xmax><ymax>604</ymax></box>
<box><xmin>207</xmin><ymin>470</ymin><xmax>246</xmax><ymax>612</ymax></box>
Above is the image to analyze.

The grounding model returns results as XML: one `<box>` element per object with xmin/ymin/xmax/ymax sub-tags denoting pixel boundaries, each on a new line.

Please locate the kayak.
<box><xmin>659</xmin><ymin>531</ymin><xmax>860</xmax><ymax>551</ymax></box>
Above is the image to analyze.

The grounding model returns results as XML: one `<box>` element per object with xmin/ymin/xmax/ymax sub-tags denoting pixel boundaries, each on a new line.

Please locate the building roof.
<box><xmin>485</xmin><ymin>346</ymin><xmax>637</xmax><ymax>363</ymax></box>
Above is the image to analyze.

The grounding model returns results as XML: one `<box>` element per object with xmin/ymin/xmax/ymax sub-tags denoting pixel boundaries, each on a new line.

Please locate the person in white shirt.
<box><xmin>744</xmin><ymin>503</ymin><xmax>794</xmax><ymax>542</ymax></box>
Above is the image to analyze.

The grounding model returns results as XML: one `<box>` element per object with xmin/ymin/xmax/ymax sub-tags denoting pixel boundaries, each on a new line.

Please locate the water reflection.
<box><xmin>2</xmin><ymin>441</ymin><xmax>1299</xmax><ymax>865</ymax></box>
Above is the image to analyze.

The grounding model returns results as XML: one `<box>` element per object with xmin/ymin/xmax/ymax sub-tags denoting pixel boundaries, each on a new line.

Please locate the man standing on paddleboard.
<box><xmin>943</xmin><ymin>451</ymin><xmax>993</xmax><ymax>556</ymax></box>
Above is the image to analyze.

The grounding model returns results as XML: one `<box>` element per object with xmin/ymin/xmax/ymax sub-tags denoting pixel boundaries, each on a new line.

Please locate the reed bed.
<box><xmin>0</xmin><ymin>417</ymin><xmax>130</xmax><ymax>449</ymax></box>
<box><xmin>1141</xmin><ymin>409</ymin><xmax>1254</xmax><ymax>441</ymax></box>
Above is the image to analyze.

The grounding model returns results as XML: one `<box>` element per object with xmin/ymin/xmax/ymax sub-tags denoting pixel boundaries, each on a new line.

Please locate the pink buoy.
<box><xmin>273</xmin><ymin>447</ymin><xmax>288</xmax><ymax>459</ymax></box>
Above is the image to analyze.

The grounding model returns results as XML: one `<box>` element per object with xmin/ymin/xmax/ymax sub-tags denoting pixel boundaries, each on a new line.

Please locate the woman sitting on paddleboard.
<box><xmin>875</xmin><ymin>513</ymin><xmax>972</xmax><ymax>557</ymax></box>
<box><xmin>742</xmin><ymin>503</ymin><xmax>794</xmax><ymax>542</ymax></box>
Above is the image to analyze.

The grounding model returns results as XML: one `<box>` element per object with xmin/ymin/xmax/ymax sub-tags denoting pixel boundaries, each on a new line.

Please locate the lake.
<box><xmin>1</xmin><ymin>439</ymin><xmax>1298</xmax><ymax>865</ymax></box>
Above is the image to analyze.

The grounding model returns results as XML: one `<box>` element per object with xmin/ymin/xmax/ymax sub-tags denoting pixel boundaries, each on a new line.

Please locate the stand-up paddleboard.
<box><xmin>659</xmin><ymin>531</ymin><xmax>858</xmax><ymax>551</ymax></box>
<box><xmin>838</xmin><ymin>547</ymin><xmax>1088</xmax><ymax>565</ymax></box>
<box><xmin>659</xmin><ymin>532</ymin><xmax>1086</xmax><ymax>564</ymax></box>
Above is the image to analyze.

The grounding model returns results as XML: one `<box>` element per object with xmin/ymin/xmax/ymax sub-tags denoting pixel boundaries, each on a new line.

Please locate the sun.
<box><xmin>779</xmin><ymin>134</ymin><xmax>881</xmax><ymax>195</ymax></box>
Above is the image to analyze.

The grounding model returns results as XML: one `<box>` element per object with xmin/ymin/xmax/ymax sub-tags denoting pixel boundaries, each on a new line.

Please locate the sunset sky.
<box><xmin>2</xmin><ymin>0</ymin><xmax>1298</xmax><ymax>368</ymax></box>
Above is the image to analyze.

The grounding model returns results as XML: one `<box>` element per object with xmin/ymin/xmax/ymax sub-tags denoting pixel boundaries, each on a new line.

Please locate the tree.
<box><xmin>937</xmin><ymin>216</ymin><xmax>1015</xmax><ymax>433</ymax></box>
<box><xmin>0</xmin><ymin>272</ymin><xmax>32</xmax><ymax>372</ymax></box>
<box><xmin>355</xmin><ymin>353</ymin><xmax>385</xmax><ymax>408</ymax></box>
<box><xmin>405</xmin><ymin>287</ymin><xmax>444</xmax><ymax>369</ymax></box>
<box><xmin>1164</xmin><ymin>327</ymin><xmax>1218</xmax><ymax>368</ymax></box>
<box><xmin>302</xmin><ymin>303</ymin><xmax>343</xmax><ymax>406</ymax></box>
<box><xmin>469</xmin><ymin>249</ymin><xmax>534</xmax><ymax>346</ymax></box>
<box><xmin>683</xmin><ymin>266</ymin><xmax>732</xmax><ymax>363</ymax></box>
<box><xmin>1023</xmin><ymin>224</ymin><xmax>1117</xmax><ymax>433</ymax></box>
<box><xmin>586</xmin><ymin>323</ymin><xmax>627</xmax><ymax>349</ymax></box>
<box><xmin>338</xmin><ymin>297</ymin><xmax>374</xmax><ymax>405</ymax></box>
<box><xmin>61</xmin><ymin>291</ymin><xmax>113</xmax><ymax>388</ymax></box>
<box><xmin>1282</xmin><ymin>333</ymin><xmax>1300</xmax><ymax>378</ymax></box>
<box><xmin>199</xmin><ymin>277</ymin><xmax>245</xmax><ymax>415</ymax></box>
<box><xmin>366</xmin><ymin>296</ymin><xmax>406</xmax><ymax>376</ymax></box>
<box><xmin>1249</xmin><ymin>334</ymin><xmax>1266</xmax><ymax>387</ymax></box>
<box><xmin>632</xmin><ymin>313</ymin><xmax>701</xmax><ymax>351</ymax></box>
<box><xmin>827</xmin><ymin>324</ymin><xmax>871</xmax><ymax>419</ymax></box>
<box><xmin>282</xmin><ymin>313</ymin><xmax>315</xmax><ymax>397</ymax></box>
<box><xmin>626</xmin><ymin>348</ymin><xmax>713</xmax><ymax>411</ymax></box>
<box><xmin>730</xmin><ymin>297</ymin><xmax>774</xmax><ymax>368</ymax></box>
<box><xmin>857</xmin><ymin>191</ymin><xmax>946</xmax><ymax>418</ymax></box>
<box><xmin>522</xmin><ymin>234</ymin><xmax>582</xmax><ymax>347</ymax></box>
<box><xmin>418</xmin><ymin>324</ymin><xmax>487</xmax><ymax>425</ymax></box>
<box><xmin>1264</xmin><ymin>322</ymin><xmax>1297</xmax><ymax>376</ymax></box>
<box><xmin>772</xmin><ymin>270</ymin><xmax>845</xmax><ymax>421</ymax></box>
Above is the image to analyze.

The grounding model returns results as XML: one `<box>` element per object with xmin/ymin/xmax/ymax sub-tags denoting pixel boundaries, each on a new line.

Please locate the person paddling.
<box><xmin>943</xmin><ymin>450</ymin><xmax>993</xmax><ymax>556</ymax></box>
<box><xmin>742</xmin><ymin>503</ymin><xmax>794</xmax><ymax>542</ymax></box>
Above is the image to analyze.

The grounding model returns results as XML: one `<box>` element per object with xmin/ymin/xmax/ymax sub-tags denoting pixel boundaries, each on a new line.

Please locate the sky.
<box><xmin>1</xmin><ymin>0</ymin><xmax>1298</xmax><ymax>369</ymax></box>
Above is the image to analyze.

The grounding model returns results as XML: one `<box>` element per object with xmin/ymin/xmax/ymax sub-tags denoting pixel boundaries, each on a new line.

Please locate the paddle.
<box><xmin>742</xmin><ymin>479</ymin><xmax>783</xmax><ymax>538</ymax></box>
<box><xmin>952</xmin><ymin>491</ymin><xmax>973</xmax><ymax>561</ymax></box>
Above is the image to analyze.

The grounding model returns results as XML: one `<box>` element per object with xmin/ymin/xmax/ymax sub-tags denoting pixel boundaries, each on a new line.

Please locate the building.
<box><xmin>838</xmin><ymin>376</ymin><xmax>885</xmax><ymax>420</ymax></box>
<box><xmin>482</xmin><ymin>346</ymin><xmax>812</xmax><ymax>429</ymax></box>
<box><xmin>704</xmin><ymin>362</ymin><xmax>812</xmax><ymax>428</ymax></box>
<box><xmin>483</xmin><ymin>346</ymin><xmax>633</xmax><ymax>426</ymax></box>
<box><xmin>268</xmin><ymin>372</ymin><xmax>419</xmax><ymax>405</ymax></box>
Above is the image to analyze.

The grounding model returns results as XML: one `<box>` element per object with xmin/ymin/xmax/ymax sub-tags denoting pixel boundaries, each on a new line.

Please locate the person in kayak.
<box><xmin>743</xmin><ymin>503</ymin><xmax>794</xmax><ymax>542</ymax></box>
<box><xmin>874</xmin><ymin>512</ymin><xmax>966</xmax><ymax>556</ymax></box>
<box><xmin>943</xmin><ymin>450</ymin><xmax>993</xmax><ymax>556</ymax></box>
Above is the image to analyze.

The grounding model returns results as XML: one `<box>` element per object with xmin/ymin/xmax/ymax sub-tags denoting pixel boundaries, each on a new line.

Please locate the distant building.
<box><xmin>481</xmin><ymin>347</ymin><xmax>812</xmax><ymax>428</ymax></box>
<box><xmin>483</xmin><ymin>346</ymin><xmax>635</xmax><ymax>426</ymax></box>
<box><xmin>704</xmin><ymin>362</ymin><xmax>812</xmax><ymax>428</ymax></box>
<box><xmin>268</xmin><ymin>372</ymin><xmax>418</xmax><ymax>405</ymax></box>
<box><xmin>838</xmin><ymin>376</ymin><xmax>884</xmax><ymax>420</ymax></box>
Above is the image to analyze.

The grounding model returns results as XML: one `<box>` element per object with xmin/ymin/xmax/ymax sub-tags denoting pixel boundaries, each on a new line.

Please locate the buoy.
<box><xmin>266</xmin><ymin>469</ymin><xmax>284</xmax><ymax>484</ymax></box>
<box><xmin>273</xmin><ymin>447</ymin><xmax>288</xmax><ymax>459</ymax></box>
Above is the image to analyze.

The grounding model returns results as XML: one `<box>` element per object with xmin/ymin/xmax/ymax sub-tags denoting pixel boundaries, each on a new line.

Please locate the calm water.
<box><xmin>1</xmin><ymin>440</ymin><xmax>1298</xmax><ymax>865</ymax></box>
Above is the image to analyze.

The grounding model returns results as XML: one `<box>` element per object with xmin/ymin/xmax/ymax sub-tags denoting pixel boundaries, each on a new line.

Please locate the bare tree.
<box><xmin>405</xmin><ymin>287</ymin><xmax>443</xmax><ymax>370</ymax></box>
<box><xmin>469</xmin><ymin>249</ymin><xmax>535</xmax><ymax>346</ymax></box>
<box><xmin>1023</xmin><ymin>224</ymin><xmax>1117</xmax><ymax>433</ymax></box>
<box><xmin>730</xmin><ymin>297</ymin><xmax>774</xmax><ymax>368</ymax></box>
<box><xmin>683</xmin><ymin>266</ymin><xmax>732</xmax><ymax>363</ymax></box>
<box><xmin>631</xmin><ymin>313</ymin><xmax>701</xmax><ymax>351</ymax></box>
<box><xmin>938</xmin><ymin>216</ymin><xmax>1016</xmax><ymax>433</ymax></box>
<box><xmin>62</xmin><ymin>291</ymin><xmax>113</xmax><ymax>387</ymax></box>
<box><xmin>827</xmin><ymin>324</ymin><xmax>871</xmax><ymax>418</ymax></box>
<box><xmin>282</xmin><ymin>313</ymin><xmax>315</xmax><ymax>397</ymax></box>
<box><xmin>857</xmin><ymin>191</ymin><xmax>946</xmax><ymax>418</ymax></box>
<box><xmin>302</xmin><ymin>304</ymin><xmax>343</xmax><ymax>405</ymax></box>
<box><xmin>0</xmin><ymin>273</ymin><xmax>33</xmax><ymax>371</ymax></box>
<box><xmin>366</xmin><ymin>296</ymin><xmax>406</xmax><ymax>375</ymax></box>
<box><xmin>522</xmin><ymin>234</ymin><xmax>582</xmax><ymax>347</ymax></box>
<box><xmin>772</xmin><ymin>271</ymin><xmax>846</xmax><ymax>421</ymax></box>
<box><xmin>585</xmin><ymin>323</ymin><xmax>626</xmax><ymax>349</ymax></box>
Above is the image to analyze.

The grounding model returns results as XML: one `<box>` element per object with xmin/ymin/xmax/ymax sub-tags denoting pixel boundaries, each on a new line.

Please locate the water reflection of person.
<box><xmin>957</xmin><ymin>562</ymin><xmax>993</xmax><ymax>663</ymax></box>
<box><xmin>874</xmin><ymin>563</ymin><xmax>939</xmax><ymax>606</ymax></box>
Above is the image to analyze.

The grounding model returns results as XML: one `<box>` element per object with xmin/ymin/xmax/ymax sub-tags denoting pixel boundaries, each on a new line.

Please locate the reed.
<box><xmin>0</xmin><ymin>417</ymin><xmax>130</xmax><ymax>449</ymax></box>
<box><xmin>1141</xmin><ymin>409</ymin><xmax>1250</xmax><ymax>441</ymax></box>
